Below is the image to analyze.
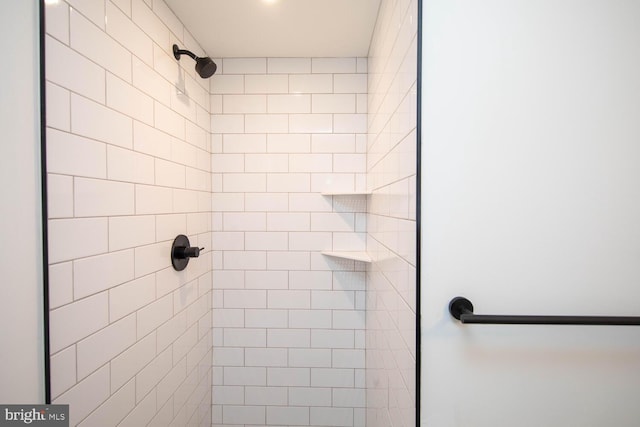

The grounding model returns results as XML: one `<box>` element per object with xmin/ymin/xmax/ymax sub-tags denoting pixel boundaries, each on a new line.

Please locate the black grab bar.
<box><xmin>449</xmin><ymin>297</ymin><xmax>640</xmax><ymax>325</ymax></box>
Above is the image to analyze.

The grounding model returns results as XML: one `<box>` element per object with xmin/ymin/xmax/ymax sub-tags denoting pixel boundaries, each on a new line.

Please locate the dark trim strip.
<box><xmin>39</xmin><ymin>0</ymin><xmax>51</xmax><ymax>404</ymax></box>
<box><xmin>415</xmin><ymin>0</ymin><xmax>423</xmax><ymax>424</ymax></box>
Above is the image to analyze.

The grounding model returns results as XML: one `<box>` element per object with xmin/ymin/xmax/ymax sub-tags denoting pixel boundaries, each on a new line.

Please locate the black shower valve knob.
<box><xmin>174</xmin><ymin>245</ymin><xmax>205</xmax><ymax>259</ymax></box>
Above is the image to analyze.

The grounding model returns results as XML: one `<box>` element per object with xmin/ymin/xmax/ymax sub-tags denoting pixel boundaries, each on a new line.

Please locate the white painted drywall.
<box><xmin>421</xmin><ymin>1</ymin><xmax>640</xmax><ymax>425</ymax></box>
<box><xmin>0</xmin><ymin>0</ymin><xmax>45</xmax><ymax>403</ymax></box>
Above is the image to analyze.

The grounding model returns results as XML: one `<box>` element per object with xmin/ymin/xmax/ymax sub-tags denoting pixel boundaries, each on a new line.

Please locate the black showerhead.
<box><xmin>172</xmin><ymin>44</ymin><xmax>217</xmax><ymax>79</ymax></box>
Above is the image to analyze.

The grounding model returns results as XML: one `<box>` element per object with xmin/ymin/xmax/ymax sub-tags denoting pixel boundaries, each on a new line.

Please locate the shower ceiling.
<box><xmin>165</xmin><ymin>0</ymin><xmax>381</xmax><ymax>58</ymax></box>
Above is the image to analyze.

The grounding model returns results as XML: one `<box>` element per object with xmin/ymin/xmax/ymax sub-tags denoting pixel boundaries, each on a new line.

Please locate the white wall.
<box><xmin>0</xmin><ymin>0</ymin><xmax>45</xmax><ymax>403</ymax></box>
<box><xmin>210</xmin><ymin>57</ymin><xmax>368</xmax><ymax>427</ymax></box>
<box><xmin>421</xmin><ymin>1</ymin><xmax>640</xmax><ymax>426</ymax></box>
<box><xmin>44</xmin><ymin>1</ymin><xmax>212</xmax><ymax>425</ymax></box>
<box><xmin>366</xmin><ymin>0</ymin><xmax>418</xmax><ymax>426</ymax></box>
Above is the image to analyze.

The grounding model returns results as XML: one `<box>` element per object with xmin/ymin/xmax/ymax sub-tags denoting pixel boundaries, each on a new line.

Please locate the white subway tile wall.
<box><xmin>45</xmin><ymin>0</ymin><xmax>212</xmax><ymax>425</ymax></box>
<box><xmin>211</xmin><ymin>56</ymin><xmax>368</xmax><ymax>425</ymax></box>
<box><xmin>366</xmin><ymin>0</ymin><xmax>418</xmax><ymax>427</ymax></box>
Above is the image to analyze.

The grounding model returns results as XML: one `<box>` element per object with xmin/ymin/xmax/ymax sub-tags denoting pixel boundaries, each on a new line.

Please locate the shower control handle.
<box><xmin>171</xmin><ymin>234</ymin><xmax>203</xmax><ymax>271</ymax></box>
<box><xmin>174</xmin><ymin>245</ymin><xmax>204</xmax><ymax>259</ymax></box>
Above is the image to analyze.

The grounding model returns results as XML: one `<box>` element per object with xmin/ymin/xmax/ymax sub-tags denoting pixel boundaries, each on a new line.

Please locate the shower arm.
<box><xmin>173</xmin><ymin>45</ymin><xmax>197</xmax><ymax>61</ymax></box>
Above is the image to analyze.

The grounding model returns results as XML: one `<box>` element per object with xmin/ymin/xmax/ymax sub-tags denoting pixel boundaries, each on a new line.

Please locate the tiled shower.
<box><xmin>44</xmin><ymin>0</ymin><xmax>417</xmax><ymax>425</ymax></box>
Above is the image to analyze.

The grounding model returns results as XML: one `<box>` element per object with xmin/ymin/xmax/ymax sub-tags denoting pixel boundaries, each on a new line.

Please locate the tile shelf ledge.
<box><xmin>320</xmin><ymin>191</ymin><xmax>371</xmax><ymax>196</ymax></box>
<box><xmin>321</xmin><ymin>251</ymin><xmax>372</xmax><ymax>263</ymax></box>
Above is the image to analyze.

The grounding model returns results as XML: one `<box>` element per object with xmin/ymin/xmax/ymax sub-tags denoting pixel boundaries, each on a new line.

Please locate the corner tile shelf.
<box><xmin>321</xmin><ymin>251</ymin><xmax>372</xmax><ymax>263</ymax></box>
<box><xmin>320</xmin><ymin>191</ymin><xmax>371</xmax><ymax>196</ymax></box>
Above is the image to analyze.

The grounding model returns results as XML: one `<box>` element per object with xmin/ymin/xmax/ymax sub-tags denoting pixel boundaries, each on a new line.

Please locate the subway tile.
<box><xmin>107</xmin><ymin>145</ymin><xmax>155</xmax><ymax>185</ymax></box>
<box><xmin>223</xmin><ymin>212</ymin><xmax>266</xmax><ymax>231</ymax></box>
<box><xmin>267</xmin><ymin>329</ymin><xmax>310</xmax><ymax>349</ymax></box>
<box><xmin>245</xmin><ymin>193</ymin><xmax>288</xmax><ymax>212</ymax></box>
<box><xmin>266</xmin><ymin>213</ymin><xmax>310</xmax><ymax>232</ymax></box>
<box><xmin>268</xmin><ymin>94</ymin><xmax>311</xmax><ymax>113</ymax></box>
<box><xmin>245</xmin><ymin>308</ymin><xmax>287</xmax><ymax>329</ymax></box>
<box><xmin>223</xmin><ymin>289</ymin><xmax>266</xmax><ymax>308</ymax></box>
<box><xmin>212</xmin><ymin>386</ymin><xmax>244</xmax><ymax>405</ymax></box>
<box><xmin>46</xmin><ymin>82</ymin><xmax>70</xmax><ymax>132</ymax></box>
<box><xmin>267</xmin><ymin>406</ymin><xmax>310</xmax><ymax>425</ymax></box>
<box><xmin>289</xmin><ymin>114</ymin><xmax>332</xmax><ymax>133</ymax></box>
<box><xmin>132</xmin><ymin>0</ymin><xmax>168</xmax><ymax>47</ymax></box>
<box><xmin>223</xmin><ymin>134</ymin><xmax>266</xmax><ymax>153</ymax></box>
<box><xmin>211</xmin><ymin>113</ymin><xmax>244</xmax><ymax>135</ymax></box>
<box><xmin>289</xmin><ymin>349</ymin><xmax>331</xmax><ymax>368</ymax></box>
<box><xmin>47</xmin><ymin>174</ymin><xmax>73</xmax><ymax>218</ymax></box>
<box><xmin>245</xmin><ymin>74</ymin><xmax>289</xmax><ymax>93</ymax></box>
<box><xmin>310</xmin><ymin>173</ymin><xmax>355</xmax><ymax>193</ymax></box>
<box><xmin>312</xmin><ymin>94</ymin><xmax>356</xmax><ymax>113</ymax></box>
<box><xmin>110</xmin><ymin>332</ymin><xmax>156</xmax><ymax>392</ymax></box>
<box><xmin>289</xmin><ymin>193</ymin><xmax>333</xmax><ymax>212</ymax></box>
<box><xmin>212</xmin><ymin>270</ymin><xmax>244</xmax><ymax>289</ymax></box>
<box><xmin>334</xmin><ymin>74</ymin><xmax>368</xmax><ymax>94</ymax></box>
<box><xmin>245</xmin><ymin>348</ymin><xmax>288</xmax><ymax>367</ymax></box>
<box><xmin>245</xmin><ymin>271</ymin><xmax>288</xmax><ymax>290</ymax></box>
<box><xmin>70</xmin><ymin>10</ymin><xmax>131</xmax><ymax>81</ymax></box>
<box><xmin>46</xmin><ymin>129</ymin><xmax>106</xmax><ymax>179</ymax></box>
<box><xmin>246</xmin><ymin>114</ymin><xmax>288</xmax><ymax>133</ymax></box>
<box><xmin>135</xmin><ymin>185</ymin><xmax>173</xmax><ymax>214</ymax></box>
<box><xmin>106</xmin><ymin>73</ymin><xmax>154</xmax><ymax>125</ymax></box>
<box><xmin>48</xmin><ymin>218</ymin><xmax>108</xmax><ymax>264</ymax></box>
<box><xmin>312</xmin><ymin>58</ymin><xmax>357</xmax><ymax>73</ymax></box>
<box><xmin>267</xmin><ymin>251</ymin><xmax>310</xmax><ymax>271</ymax></box>
<box><xmin>311</xmin><ymin>330</ymin><xmax>354</xmax><ymax>349</ymax></box>
<box><xmin>290</xmin><ymin>154</ymin><xmax>332</xmax><ymax>173</ymax></box>
<box><xmin>53</xmin><ymin>365</ymin><xmax>110</xmax><ymax>427</ymax></box>
<box><xmin>222</xmin><ymin>405</ymin><xmax>266</xmax><ymax>425</ymax></box>
<box><xmin>245</xmin><ymin>154</ymin><xmax>289</xmax><ymax>173</ymax></box>
<box><xmin>310</xmin><ymin>407</ymin><xmax>354</xmax><ymax>426</ymax></box>
<box><xmin>288</xmin><ymin>232</ymin><xmax>332</xmax><ymax>251</ymax></box>
<box><xmin>212</xmin><ymin>154</ymin><xmax>245</xmax><ymax>173</ymax></box>
<box><xmin>332</xmin><ymin>311</ymin><xmax>365</xmax><ymax>330</ymax></box>
<box><xmin>50</xmin><ymin>346</ymin><xmax>75</xmax><ymax>399</ymax></box>
<box><xmin>77</xmin><ymin>314</ymin><xmax>136</xmax><ymax>379</ymax></box>
<box><xmin>267</xmin><ymin>367</ymin><xmax>310</xmax><ymax>386</ymax></box>
<box><xmin>311</xmin><ymin>290</ymin><xmax>356</xmax><ymax>310</ymax></box>
<box><xmin>289</xmin><ymin>387</ymin><xmax>332</xmax><ymax>407</ymax></box>
<box><xmin>78</xmin><ymin>380</ymin><xmax>135</xmax><ymax>427</ymax></box>
<box><xmin>46</xmin><ymin>36</ymin><xmax>105</xmax><ymax>103</ymax></box>
<box><xmin>186</xmin><ymin>167</ymin><xmax>209</xmax><ymax>191</ymax></box>
<box><xmin>156</xmin><ymin>357</ymin><xmax>186</xmax><ymax>407</ymax></box>
<box><xmin>311</xmin><ymin>368</ymin><xmax>354</xmax><ymax>388</ymax></box>
<box><xmin>289</xmin><ymin>310</ymin><xmax>331</xmax><ymax>329</ymax></box>
<box><xmin>155</xmin><ymin>214</ymin><xmax>187</xmax><ymax>242</ymax></box>
<box><xmin>289</xmin><ymin>74</ymin><xmax>332</xmax><ymax>94</ymax></box>
<box><xmin>71</xmin><ymin>94</ymin><xmax>133</xmax><ymax>149</ymax></box>
<box><xmin>134</xmin><ymin>241</ymin><xmax>172</xmax><ymax>277</ymax></box>
<box><xmin>311</xmin><ymin>134</ymin><xmax>356</xmax><ymax>153</ymax></box>
<box><xmin>106</xmin><ymin>1</ymin><xmax>152</xmax><ymax>65</ymax></box>
<box><xmin>172</xmin><ymin>189</ymin><xmax>200</xmax><ymax>213</ymax></box>
<box><xmin>310</xmin><ymin>212</ymin><xmax>355</xmax><ymax>232</ymax></box>
<box><xmin>268</xmin><ymin>58</ymin><xmax>311</xmax><ymax>74</ymax></box>
<box><xmin>333</xmin><ymin>349</ymin><xmax>365</xmax><ymax>369</ymax></box>
<box><xmin>334</xmin><ymin>154</ymin><xmax>366</xmax><ymax>173</ymax></box>
<box><xmin>213</xmin><ymin>347</ymin><xmax>244</xmax><ymax>367</ymax></box>
<box><xmin>135</xmin><ymin>347</ymin><xmax>172</xmax><ymax>402</ymax></box>
<box><xmin>156</xmin><ymin>310</ymin><xmax>187</xmax><ymax>351</ymax></box>
<box><xmin>245</xmin><ymin>232</ymin><xmax>289</xmax><ymax>251</ymax></box>
<box><xmin>289</xmin><ymin>271</ymin><xmax>332</xmax><ymax>290</ymax></box>
<box><xmin>73</xmin><ymin>249</ymin><xmax>134</xmax><ymax>299</ymax></box>
<box><xmin>267</xmin><ymin>173</ymin><xmax>310</xmax><ymax>193</ymax></box>
<box><xmin>245</xmin><ymin>386</ymin><xmax>288</xmax><ymax>406</ymax></box>
<box><xmin>212</xmin><ymin>309</ymin><xmax>244</xmax><ymax>328</ymax></box>
<box><xmin>333</xmin><ymin>388</ymin><xmax>365</xmax><ymax>408</ymax></box>
<box><xmin>74</xmin><ymin>178</ymin><xmax>134</xmax><ymax>217</ymax></box>
<box><xmin>224</xmin><ymin>58</ymin><xmax>267</xmax><ymax>74</ymax></box>
<box><xmin>152</xmin><ymin>0</ymin><xmax>183</xmax><ymax>40</ymax></box>
<box><xmin>45</xmin><ymin>0</ymin><xmax>69</xmax><ymax>43</ymax></box>
<box><xmin>267</xmin><ymin>134</ymin><xmax>310</xmax><ymax>153</ymax></box>
<box><xmin>154</xmin><ymin>102</ymin><xmax>185</xmax><ymax>139</ymax></box>
<box><xmin>133</xmin><ymin>121</ymin><xmax>172</xmax><ymax>160</ymax></box>
<box><xmin>223</xmin><ymin>367</ymin><xmax>266</xmax><ymax>386</ymax></box>
<box><xmin>50</xmin><ymin>292</ymin><xmax>109</xmax><ymax>354</ymax></box>
<box><xmin>212</xmin><ymin>232</ymin><xmax>244</xmax><ymax>250</ymax></box>
<box><xmin>109</xmin><ymin>274</ymin><xmax>156</xmax><ymax>321</ymax></box>
<box><xmin>210</xmin><ymin>75</ymin><xmax>244</xmax><ymax>94</ymax></box>
<box><xmin>267</xmin><ymin>290</ymin><xmax>310</xmax><ymax>309</ymax></box>
<box><xmin>333</xmin><ymin>272</ymin><xmax>366</xmax><ymax>291</ymax></box>
<box><xmin>334</xmin><ymin>113</ymin><xmax>367</xmax><ymax>133</ymax></box>
<box><xmin>223</xmin><ymin>94</ymin><xmax>267</xmax><ymax>114</ymax></box>
<box><xmin>49</xmin><ymin>262</ymin><xmax>73</xmax><ymax>309</ymax></box>
<box><xmin>223</xmin><ymin>174</ymin><xmax>266</xmax><ymax>193</ymax></box>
